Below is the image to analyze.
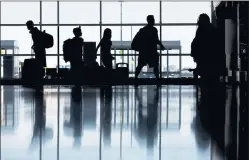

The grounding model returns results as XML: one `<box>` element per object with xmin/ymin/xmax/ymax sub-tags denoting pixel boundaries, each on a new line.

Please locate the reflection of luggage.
<box><xmin>22</xmin><ymin>58</ymin><xmax>37</xmax><ymax>85</ymax></box>
<box><xmin>115</xmin><ymin>63</ymin><xmax>129</xmax><ymax>79</ymax></box>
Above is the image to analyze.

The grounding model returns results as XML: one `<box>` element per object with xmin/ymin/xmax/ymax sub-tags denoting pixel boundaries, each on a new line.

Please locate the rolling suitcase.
<box><xmin>22</xmin><ymin>58</ymin><xmax>37</xmax><ymax>87</ymax></box>
<box><xmin>115</xmin><ymin>63</ymin><xmax>129</xmax><ymax>80</ymax></box>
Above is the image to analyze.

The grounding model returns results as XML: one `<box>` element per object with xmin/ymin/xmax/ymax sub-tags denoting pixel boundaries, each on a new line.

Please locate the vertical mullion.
<box><xmin>167</xmin><ymin>50</ymin><xmax>169</xmax><ymax>78</ymax></box>
<box><xmin>0</xmin><ymin>1</ymin><xmax>1</xmax><ymax>80</ymax></box>
<box><xmin>100</xmin><ymin>1</ymin><xmax>102</xmax><ymax>66</ymax></box>
<box><xmin>56</xmin><ymin>2</ymin><xmax>60</xmax><ymax>160</ymax></box>
<box><xmin>57</xmin><ymin>1</ymin><xmax>60</xmax><ymax>72</ymax></box>
<box><xmin>39</xmin><ymin>2</ymin><xmax>42</xmax><ymax>160</ymax></box>
<box><xmin>159</xmin><ymin>1</ymin><xmax>162</xmax><ymax>79</ymax></box>
<box><xmin>0</xmin><ymin>2</ymin><xmax>2</xmax><ymax>160</ymax></box>
<box><xmin>179</xmin><ymin>48</ymin><xmax>182</xmax><ymax>78</ymax></box>
<box><xmin>120</xmin><ymin>2</ymin><xmax>123</xmax><ymax>64</ymax></box>
<box><xmin>40</xmin><ymin>1</ymin><xmax>42</xmax><ymax>31</ymax></box>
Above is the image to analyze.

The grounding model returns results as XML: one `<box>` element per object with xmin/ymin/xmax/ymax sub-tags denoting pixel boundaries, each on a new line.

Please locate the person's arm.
<box><xmin>81</xmin><ymin>38</ymin><xmax>84</xmax><ymax>60</ymax></box>
<box><xmin>96</xmin><ymin>39</ymin><xmax>102</xmax><ymax>54</ymax></box>
<box><xmin>155</xmin><ymin>29</ymin><xmax>165</xmax><ymax>50</ymax></box>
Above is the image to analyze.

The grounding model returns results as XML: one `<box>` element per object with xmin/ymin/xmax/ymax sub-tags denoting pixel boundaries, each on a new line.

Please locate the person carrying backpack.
<box><xmin>63</xmin><ymin>27</ymin><xmax>84</xmax><ymax>83</ymax></box>
<box><xmin>26</xmin><ymin>20</ymin><xmax>54</xmax><ymax>88</ymax></box>
<box><xmin>132</xmin><ymin>15</ymin><xmax>165</xmax><ymax>80</ymax></box>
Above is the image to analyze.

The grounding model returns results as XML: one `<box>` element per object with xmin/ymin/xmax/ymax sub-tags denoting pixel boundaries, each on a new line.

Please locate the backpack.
<box><xmin>131</xmin><ymin>28</ymin><xmax>143</xmax><ymax>51</ymax></box>
<box><xmin>63</xmin><ymin>39</ymin><xmax>73</xmax><ymax>62</ymax></box>
<box><xmin>41</xmin><ymin>30</ymin><xmax>54</xmax><ymax>49</ymax></box>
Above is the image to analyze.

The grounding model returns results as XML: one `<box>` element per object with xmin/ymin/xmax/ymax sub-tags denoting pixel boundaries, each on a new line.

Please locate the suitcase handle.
<box><xmin>116</xmin><ymin>63</ymin><xmax>128</xmax><ymax>68</ymax></box>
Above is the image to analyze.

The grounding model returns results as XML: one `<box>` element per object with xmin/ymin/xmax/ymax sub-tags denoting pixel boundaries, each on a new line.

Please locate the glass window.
<box><xmin>1</xmin><ymin>26</ymin><xmax>33</xmax><ymax>55</ymax></box>
<box><xmin>59</xmin><ymin>26</ymin><xmax>100</xmax><ymax>55</ymax></box>
<box><xmin>162</xmin><ymin>2</ymin><xmax>211</xmax><ymax>23</ymax></box>
<box><xmin>122</xmin><ymin>2</ymin><xmax>160</xmax><ymax>23</ymax></box>
<box><xmin>42</xmin><ymin>2</ymin><xmax>57</xmax><ymax>24</ymax></box>
<box><xmin>122</xmin><ymin>26</ymin><xmax>160</xmax><ymax>42</ymax></box>
<box><xmin>1</xmin><ymin>2</ymin><xmax>40</xmax><ymax>24</ymax></box>
<box><xmin>162</xmin><ymin>26</ymin><xmax>196</xmax><ymax>54</ymax></box>
<box><xmin>102</xmin><ymin>2</ymin><xmax>121</xmax><ymax>24</ymax></box>
<box><xmin>168</xmin><ymin>56</ymin><xmax>180</xmax><ymax>77</ymax></box>
<box><xmin>59</xmin><ymin>2</ymin><xmax>100</xmax><ymax>24</ymax></box>
<box><xmin>181</xmin><ymin>56</ymin><xmax>196</xmax><ymax>70</ymax></box>
<box><xmin>161</xmin><ymin>55</ymin><xmax>168</xmax><ymax>72</ymax></box>
<box><xmin>59</xmin><ymin>56</ymin><xmax>70</xmax><ymax>68</ymax></box>
<box><xmin>41</xmin><ymin>27</ymin><xmax>58</xmax><ymax>54</ymax></box>
<box><xmin>46</xmin><ymin>56</ymin><xmax>58</xmax><ymax>68</ymax></box>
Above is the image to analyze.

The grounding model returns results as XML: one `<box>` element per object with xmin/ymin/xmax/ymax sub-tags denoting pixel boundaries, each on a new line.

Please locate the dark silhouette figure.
<box><xmin>191</xmin><ymin>14</ymin><xmax>226</xmax><ymax>82</ymax></box>
<box><xmin>133</xmin><ymin>15</ymin><xmax>165</xmax><ymax>79</ymax></box>
<box><xmin>134</xmin><ymin>86</ymin><xmax>159</xmax><ymax>151</ymax></box>
<box><xmin>198</xmin><ymin>78</ymin><xmax>226</xmax><ymax>157</ymax></box>
<box><xmin>70</xmin><ymin>86</ymin><xmax>83</xmax><ymax>148</ymax></box>
<box><xmin>63</xmin><ymin>86</ymin><xmax>83</xmax><ymax>148</ymax></box>
<box><xmin>100</xmin><ymin>86</ymin><xmax>113</xmax><ymax>147</ymax></box>
<box><xmin>70</xmin><ymin>27</ymin><xmax>84</xmax><ymax>83</ymax></box>
<box><xmin>96</xmin><ymin>28</ymin><xmax>115</xmax><ymax>70</ymax></box>
<box><xmin>26</xmin><ymin>21</ymin><xmax>47</xmax><ymax>88</ymax></box>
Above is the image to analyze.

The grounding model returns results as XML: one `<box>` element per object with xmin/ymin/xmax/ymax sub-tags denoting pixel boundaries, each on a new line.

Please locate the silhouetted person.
<box><xmin>134</xmin><ymin>86</ymin><xmax>159</xmax><ymax>151</ymax></box>
<box><xmin>26</xmin><ymin>20</ymin><xmax>46</xmax><ymax>82</ymax></box>
<box><xmin>70</xmin><ymin>27</ymin><xmax>84</xmax><ymax>84</ymax></box>
<box><xmin>133</xmin><ymin>15</ymin><xmax>165</xmax><ymax>79</ymax></box>
<box><xmin>191</xmin><ymin>14</ymin><xmax>225</xmax><ymax>82</ymax></box>
<box><xmin>96</xmin><ymin>28</ymin><xmax>115</xmax><ymax>70</ymax></box>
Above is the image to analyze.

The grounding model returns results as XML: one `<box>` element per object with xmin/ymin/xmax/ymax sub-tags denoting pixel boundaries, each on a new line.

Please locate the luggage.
<box><xmin>22</xmin><ymin>58</ymin><xmax>37</xmax><ymax>85</ymax></box>
<box><xmin>45</xmin><ymin>68</ymin><xmax>57</xmax><ymax>79</ymax></box>
<box><xmin>58</xmin><ymin>68</ymin><xmax>70</xmax><ymax>79</ymax></box>
<box><xmin>115</xmin><ymin>63</ymin><xmax>129</xmax><ymax>80</ymax></box>
<box><xmin>42</xmin><ymin>30</ymin><xmax>54</xmax><ymax>49</ymax></box>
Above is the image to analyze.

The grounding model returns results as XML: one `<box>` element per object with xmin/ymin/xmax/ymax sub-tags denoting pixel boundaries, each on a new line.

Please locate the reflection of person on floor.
<box><xmin>134</xmin><ymin>86</ymin><xmax>159</xmax><ymax>152</ymax></box>
<box><xmin>70</xmin><ymin>86</ymin><xmax>83</xmax><ymax>148</ymax></box>
<box><xmin>100</xmin><ymin>86</ymin><xmax>113</xmax><ymax>147</ymax></box>
<box><xmin>198</xmin><ymin>78</ymin><xmax>226</xmax><ymax>157</ymax></box>
<box><xmin>30</xmin><ymin>90</ymin><xmax>53</xmax><ymax>150</ymax></box>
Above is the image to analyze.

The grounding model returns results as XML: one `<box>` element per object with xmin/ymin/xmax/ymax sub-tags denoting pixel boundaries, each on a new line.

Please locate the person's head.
<box><xmin>73</xmin><ymin>26</ymin><xmax>82</xmax><ymax>37</ymax></box>
<box><xmin>26</xmin><ymin>20</ymin><xmax>34</xmax><ymax>30</ymax></box>
<box><xmin>103</xmin><ymin>28</ymin><xmax>112</xmax><ymax>40</ymax></box>
<box><xmin>197</xmin><ymin>13</ymin><xmax>210</xmax><ymax>27</ymax></box>
<box><xmin>147</xmin><ymin>15</ymin><xmax>155</xmax><ymax>26</ymax></box>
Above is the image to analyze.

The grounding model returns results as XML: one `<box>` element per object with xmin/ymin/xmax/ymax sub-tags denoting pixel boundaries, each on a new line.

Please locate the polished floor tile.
<box><xmin>0</xmin><ymin>85</ymin><xmax>221</xmax><ymax>160</ymax></box>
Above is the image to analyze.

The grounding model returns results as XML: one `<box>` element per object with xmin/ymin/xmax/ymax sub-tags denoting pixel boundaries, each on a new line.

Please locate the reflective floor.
<box><xmin>0</xmin><ymin>85</ymin><xmax>229</xmax><ymax>160</ymax></box>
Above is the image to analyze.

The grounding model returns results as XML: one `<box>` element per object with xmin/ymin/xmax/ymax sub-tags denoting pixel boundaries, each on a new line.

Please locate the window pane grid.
<box><xmin>0</xmin><ymin>1</ymin><xmax>210</xmax><ymax>79</ymax></box>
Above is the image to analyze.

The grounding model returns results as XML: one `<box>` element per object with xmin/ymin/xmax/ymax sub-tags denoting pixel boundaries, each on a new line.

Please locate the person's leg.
<box><xmin>135</xmin><ymin>55</ymin><xmax>145</xmax><ymax>79</ymax></box>
<box><xmin>153</xmin><ymin>65</ymin><xmax>159</xmax><ymax>79</ymax></box>
<box><xmin>152</xmin><ymin>53</ymin><xmax>160</xmax><ymax>79</ymax></box>
<box><xmin>135</xmin><ymin>65</ymin><xmax>143</xmax><ymax>79</ymax></box>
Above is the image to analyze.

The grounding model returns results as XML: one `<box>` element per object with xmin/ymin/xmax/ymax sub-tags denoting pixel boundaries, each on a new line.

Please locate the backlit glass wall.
<box><xmin>0</xmin><ymin>1</ymin><xmax>212</xmax><ymax>79</ymax></box>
